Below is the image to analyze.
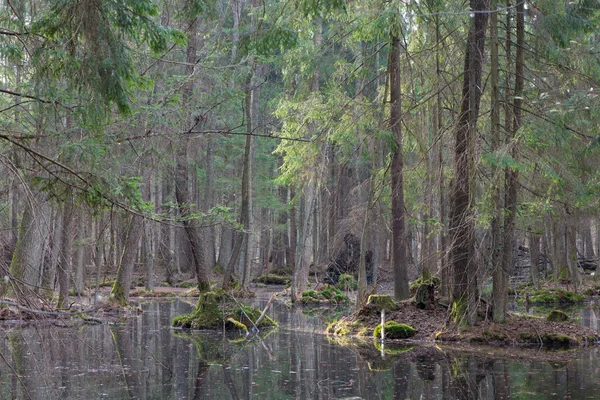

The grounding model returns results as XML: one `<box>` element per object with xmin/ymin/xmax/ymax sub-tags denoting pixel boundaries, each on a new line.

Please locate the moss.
<box><xmin>226</xmin><ymin>318</ymin><xmax>248</xmax><ymax>331</ymax></box>
<box><xmin>366</xmin><ymin>294</ymin><xmax>398</xmax><ymax>311</ymax></box>
<box><xmin>176</xmin><ymin>281</ymin><xmax>196</xmax><ymax>289</ymax></box>
<box><xmin>253</xmin><ymin>275</ymin><xmax>291</xmax><ymax>285</ymax></box>
<box><xmin>373</xmin><ymin>321</ymin><xmax>416</xmax><ymax>339</ymax></box>
<box><xmin>172</xmin><ymin>289</ymin><xmax>276</xmax><ymax>330</ymax></box>
<box><xmin>110</xmin><ymin>281</ymin><xmax>128</xmax><ymax>307</ymax></box>
<box><xmin>409</xmin><ymin>275</ymin><xmax>441</xmax><ymax>295</ymax></box>
<box><xmin>301</xmin><ymin>285</ymin><xmax>349</xmax><ymax>304</ymax></box>
<box><xmin>547</xmin><ymin>309</ymin><xmax>570</xmax><ymax>322</ymax></box>
<box><xmin>525</xmin><ymin>289</ymin><xmax>585</xmax><ymax>305</ymax></box>
<box><xmin>336</xmin><ymin>274</ymin><xmax>358</xmax><ymax>291</ymax></box>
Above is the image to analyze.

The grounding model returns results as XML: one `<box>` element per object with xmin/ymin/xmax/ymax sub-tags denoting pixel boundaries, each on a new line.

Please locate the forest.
<box><xmin>1</xmin><ymin>0</ymin><xmax>600</xmax><ymax>330</ymax></box>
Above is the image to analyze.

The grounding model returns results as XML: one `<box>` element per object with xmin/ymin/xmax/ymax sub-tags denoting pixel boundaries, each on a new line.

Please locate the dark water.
<box><xmin>2</xmin><ymin>295</ymin><xmax>600</xmax><ymax>399</ymax></box>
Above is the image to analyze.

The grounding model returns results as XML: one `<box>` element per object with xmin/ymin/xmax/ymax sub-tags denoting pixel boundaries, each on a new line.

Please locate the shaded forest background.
<box><xmin>1</xmin><ymin>0</ymin><xmax>600</xmax><ymax>322</ymax></box>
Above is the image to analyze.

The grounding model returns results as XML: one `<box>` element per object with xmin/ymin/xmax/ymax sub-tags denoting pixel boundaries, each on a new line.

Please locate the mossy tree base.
<box><xmin>172</xmin><ymin>290</ymin><xmax>276</xmax><ymax>331</ymax></box>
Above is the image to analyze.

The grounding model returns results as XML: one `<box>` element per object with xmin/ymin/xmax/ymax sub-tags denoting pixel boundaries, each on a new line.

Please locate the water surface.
<box><xmin>2</xmin><ymin>295</ymin><xmax>600</xmax><ymax>399</ymax></box>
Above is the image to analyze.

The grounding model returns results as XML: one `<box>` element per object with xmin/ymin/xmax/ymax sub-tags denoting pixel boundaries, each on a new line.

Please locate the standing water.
<box><xmin>2</xmin><ymin>294</ymin><xmax>600</xmax><ymax>399</ymax></box>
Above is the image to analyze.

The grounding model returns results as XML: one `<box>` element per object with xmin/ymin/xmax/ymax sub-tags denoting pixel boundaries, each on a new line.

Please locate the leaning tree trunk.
<box><xmin>390</xmin><ymin>34</ymin><xmax>410</xmax><ymax>300</ymax></box>
<box><xmin>450</xmin><ymin>0</ymin><xmax>489</xmax><ymax>325</ymax></box>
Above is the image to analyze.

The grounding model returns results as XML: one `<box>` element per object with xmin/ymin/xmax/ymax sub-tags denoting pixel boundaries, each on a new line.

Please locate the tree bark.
<box><xmin>57</xmin><ymin>193</ymin><xmax>74</xmax><ymax>309</ymax></box>
<box><xmin>175</xmin><ymin>15</ymin><xmax>210</xmax><ymax>292</ymax></box>
<box><xmin>450</xmin><ymin>0</ymin><xmax>489</xmax><ymax>325</ymax></box>
<box><xmin>111</xmin><ymin>214</ymin><xmax>144</xmax><ymax>306</ymax></box>
<box><xmin>390</xmin><ymin>35</ymin><xmax>410</xmax><ymax>300</ymax></box>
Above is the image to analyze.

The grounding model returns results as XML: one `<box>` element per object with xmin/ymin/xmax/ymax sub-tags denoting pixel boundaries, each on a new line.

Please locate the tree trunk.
<box><xmin>496</xmin><ymin>0</ymin><xmax>523</xmax><ymax>323</ymax></box>
<box><xmin>435</xmin><ymin>14</ymin><xmax>449</xmax><ymax>298</ymax></box>
<box><xmin>291</xmin><ymin>183</ymin><xmax>316</xmax><ymax>300</ymax></box>
<box><xmin>9</xmin><ymin>194</ymin><xmax>49</xmax><ymax>305</ymax></box>
<box><xmin>490</xmin><ymin>0</ymin><xmax>504</xmax><ymax>321</ymax></box>
<box><xmin>222</xmin><ymin>71</ymin><xmax>254</xmax><ymax>289</ymax></box>
<box><xmin>529</xmin><ymin>229</ymin><xmax>541</xmax><ymax>289</ymax></box>
<box><xmin>175</xmin><ymin>16</ymin><xmax>210</xmax><ymax>292</ymax></box>
<box><xmin>73</xmin><ymin>209</ymin><xmax>86</xmax><ymax>296</ymax></box>
<box><xmin>144</xmin><ymin>168</ymin><xmax>155</xmax><ymax>290</ymax></box>
<box><xmin>450</xmin><ymin>0</ymin><xmax>489</xmax><ymax>325</ymax></box>
<box><xmin>42</xmin><ymin>206</ymin><xmax>61</xmax><ymax>297</ymax></box>
<box><xmin>390</xmin><ymin>35</ymin><xmax>409</xmax><ymax>300</ymax></box>
<box><xmin>57</xmin><ymin>193</ymin><xmax>74</xmax><ymax>309</ymax></box>
<box><xmin>111</xmin><ymin>214</ymin><xmax>144</xmax><ymax>306</ymax></box>
<box><xmin>204</xmin><ymin>135</ymin><xmax>216</xmax><ymax>269</ymax></box>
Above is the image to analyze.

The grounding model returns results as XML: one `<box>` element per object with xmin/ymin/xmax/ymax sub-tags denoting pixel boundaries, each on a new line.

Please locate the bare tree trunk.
<box><xmin>529</xmin><ymin>229</ymin><xmax>541</xmax><ymax>289</ymax></box>
<box><xmin>496</xmin><ymin>0</ymin><xmax>523</xmax><ymax>323</ymax></box>
<box><xmin>42</xmin><ymin>206</ymin><xmax>61</xmax><ymax>297</ymax></box>
<box><xmin>435</xmin><ymin>14</ymin><xmax>449</xmax><ymax>297</ymax></box>
<box><xmin>222</xmin><ymin>71</ymin><xmax>254</xmax><ymax>289</ymax></box>
<box><xmin>175</xmin><ymin>16</ymin><xmax>210</xmax><ymax>292</ymax></box>
<box><xmin>9</xmin><ymin>194</ymin><xmax>49</xmax><ymax>304</ymax></box>
<box><xmin>288</xmin><ymin>187</ymin><xmax>297</xmax><ymax>270</ymax></box>
<box><xmin>450</xmin><ymin>0</ymin><xmax>489</xmax><ymax>325</ymax></box>
<box><xmin>390</xmin><ymin>35</ymin><xmax>410</xmax><ymax>300</ymax></box>
<box><xmin>291</xmin><ymin>184</ymin><xmax>316</xmax><ymax>300</ymax></box>
<box><xmin>73</xmin><ymin>209</ymin><xmax>86</xmax><ymax>295</ymax></box>
<box><xmin>144</xmin><ymin>168</ymin><xmax>155</xmax><ymax>290</ymax></box>
<box><xmin>111</xmin><ymin>214</ymin><xmax>144</xmax><ymax>306</ymax></box>
<box><xmin>57</xmin><ymin>193</ymin><xmax>74</xmax><ymax>309</ymax></box>
<box><xmin>490</xmin><ymin>0</ymin><xmax>504</xmax><ymax>320</ymax></box>
<box><xmin>583</xmin><ymin>219</ymin><xmax>596</xmax><ymax>260</ymax></box>
<box><xmin>204</xmin><ymin>136</ymin><xmax>216</xmax><ymax>269</ymax></box>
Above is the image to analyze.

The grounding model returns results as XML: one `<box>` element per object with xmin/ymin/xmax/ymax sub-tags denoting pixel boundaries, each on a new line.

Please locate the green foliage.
<box><xmin>296</xmin><ymin>0</ymin><xmax>346</xmax><ymax>18</ymax></box>
<box><xmin>31</xmin><ymin>0</ymin><xmax>185</xmax><ymax>115</ymax></box>
<box><xmin>373</xmin><ymin>321</ymin><xmax>416</xmax><ymax>339</ymax></box>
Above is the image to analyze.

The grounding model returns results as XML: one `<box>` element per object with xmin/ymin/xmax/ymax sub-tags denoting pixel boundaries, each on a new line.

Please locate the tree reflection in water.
<box><xmin>0</xmin><ymin>299</ymin><xmax>599</xmax><ymax>399</ymax></box>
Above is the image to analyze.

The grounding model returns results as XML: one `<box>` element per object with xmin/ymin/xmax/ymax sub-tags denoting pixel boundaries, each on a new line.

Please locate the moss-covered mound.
<box><xmin>547</xmin><ymin>309</ymin><xmax>570</xmax><ymax>322</ymax></box>
<box><xmin>524</xmin><ymin>289</ymin><xmax>585</xmax><ymax>305</ymax></box>
<box><xmin>172</xmin><ymin>290</ymin><xmax>276</xmax><ymax>331</ymax></box>
<box><xmin>301</xmin><ymin>285</ymin><xmax>349</xmax><ymax>304</ymax></box>
<box><xmin>373</xmin><ymin>321</ymin><xmax>416</xmax><ymax>339</ymax></box>
<box><xmin>336</xmin><ymin>274</ymin><xmax>358</xmax><ymax>291</ymax></box>
<box><xmin>253</xmin><ymin>275</ymin><xmax>291</xmax><ymax>286</ymax></box>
